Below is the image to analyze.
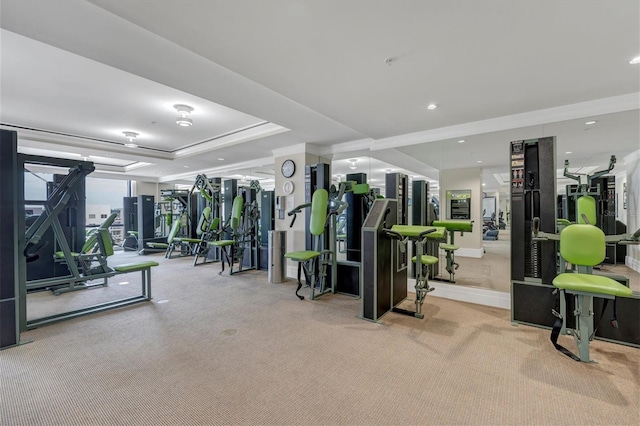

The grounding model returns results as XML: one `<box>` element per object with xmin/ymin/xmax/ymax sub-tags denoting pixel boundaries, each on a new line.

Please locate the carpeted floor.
<box><xmin>1</xmin><ymin>251</ymin><xmax>639</xmax><ymax>425</ymax></box>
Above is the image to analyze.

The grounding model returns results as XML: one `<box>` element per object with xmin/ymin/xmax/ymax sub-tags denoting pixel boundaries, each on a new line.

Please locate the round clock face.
<box><xmin>281</xmin><ymin>159</ymin><xmax>295</xmax><ymax>178</ymax></box>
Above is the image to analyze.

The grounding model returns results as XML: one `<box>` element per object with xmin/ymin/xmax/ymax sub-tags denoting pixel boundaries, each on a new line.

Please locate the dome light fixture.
<box><xmin>426</xmin><ymin>103</ymin><xmax>438</xmax><ymax>110</ymax></box>
<box><xmin>123</xmin><ymin>131</ymin><xmax>139</xmax><ymax>148</ymax></box>
<box><xmin>174</xmin><ymin>104</ymin><xmax>194</xmax><ymax>127</ymax></box>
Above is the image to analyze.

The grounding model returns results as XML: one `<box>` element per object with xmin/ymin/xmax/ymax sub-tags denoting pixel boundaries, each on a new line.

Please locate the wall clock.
<box><xmin>281</xmin><ymin>159</ymin><xmax>296</xmax><ymax>178</ymax></box>
<box><xmin>283</xmin><ymin>180</ymin><xmax>295</xmax><ymax>195</ymax></box>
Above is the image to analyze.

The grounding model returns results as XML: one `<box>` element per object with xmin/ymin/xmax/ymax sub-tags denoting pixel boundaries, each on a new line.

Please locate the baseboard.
<box><xmin>408</xmin><ymin>279</ymin><xmax>510</xmax><ymax>310</ymax></box>
<box><xmin>454</xmin><ymin>247</ymin><xmax>484</xmax><ymax>258</ymax></box>
<box><xmin>626</xmin><ymin>255</ymin><xmax>640</xmax><ymax>273</ymax></box>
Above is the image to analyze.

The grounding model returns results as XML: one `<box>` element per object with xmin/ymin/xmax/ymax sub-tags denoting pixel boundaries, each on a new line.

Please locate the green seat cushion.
<box><xmin>432</xmin><ymin>220</ymin><xmax>473</xmax><ymax>232</ymax></box>
<box><xmin>284</xmin><ymin>250</ymin><xmax>321</xmax><ymax>262</ymax></box>
<box><xmin>440</xmin><ymin>244</ymin><xmax>459</xmax><ymax>251</ymax></box>
<box><xmin>209</xmin><ymin>240</ymin><xmax>234</xmax><ymax>247</ymax></box>
<box><xmin>553</xmin><ymin>273</ymin><xmax>633</xmax><ymax>297</ymax></box>
<box><xmin>174</xmin><ymin>237</ymin><xmax>201</xmax><ymax>243</ymax></box>
<box><xmin>390</xmin><ymin>225</ymin><xmax>447</xmax><ymax>240</ymax></box>
<box><xmin>55</xmin><ymin>251</ymin><xmax>80</xmax><ymax>258</ymax></box>
<box><xmin>412</xmin><ymin>255</ymin><xmax>438</xmax><ymax>265</ymax></box>
<box><xmin>146</xmin><ymin>243</ymin><xmax>169</xmax><ymax>249</ymax></box>
<box><xmin>114</xmin><ymin>261</ymin><xmax>159</xmax><ymax>273</ymax></box>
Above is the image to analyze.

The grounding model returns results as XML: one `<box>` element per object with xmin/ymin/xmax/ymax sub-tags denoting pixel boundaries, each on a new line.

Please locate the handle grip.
<box><xmin>533</xmin><ymin>217</ymin><xmax>540</xmax><ymax>235</ymax></box>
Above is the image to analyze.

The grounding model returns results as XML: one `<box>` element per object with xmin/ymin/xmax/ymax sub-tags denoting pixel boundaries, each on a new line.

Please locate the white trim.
<box><xmin>626</xmin><ymin>255</ymin><xmax>640</xmax><ymax>273</ymax></box>
<box><xmin>371</xmin><ymin>93</ymin><xmax>640</xmax><ymax>151</ymax></box>
<box><xmin>318</xmin><ymin>138</ymin><xmax>375</xmax><ymax>156</ymax></box>
<box><xmin>454</xmin><ymin>247</ymin><xmax>484</xmax><ymax>258</ymax></box>
<box><xmin>408</xmin><ymin>279</ymin><xmax>510</xmax><ymax>310</ymax></box>
<box><xmin>272</xmin><ymin>143</ymin><xmax>314</xmax><ymax>157</ymax></box>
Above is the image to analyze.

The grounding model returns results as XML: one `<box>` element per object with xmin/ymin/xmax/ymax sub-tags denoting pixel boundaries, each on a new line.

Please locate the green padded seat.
<box><xmin>432</xmin><ymin>220</ymin><xmax>473</xmax><ymax>232</ymax></box>
<box><xmin>412</xmin><ymin>255</ymin><xmax>439</xmax><ymax>265</ymax></box>
<box><xmin>55</xmin><ymin>251</ymin><xmax>80</xmax><ymax>258</ymax></box>
<box><xmin>174</xmin><ymin>237</ymin><xmax>202</xmax><ymax>243</ymax></box>
<box><xmin>440</xmin><ymin>244</ymin><xmax>458</xmax><ymax>251</ymax></box>
<box><xmin>389</xmin><ymin>225</ymin><xmax>447</xmax><ymax>240</ymax></box>
<box><xmin>210</xmin><ymin>239</ymin><xmax>234</xmax><ymax>247</ymax></box>
<box><xmin>146</xmin><ymin>242</ymin><xmax>169</xmax><ymax>249</ymax></box>
<box><xmin>284</xmin><ymin>250</ymin><xmax>321</xmax><ymax>262</ymax></box>
<box><xmin>114</xmin><ymin>261</ymin><xmax>159</xmax><ymax>273</ymax></box>
<box><xmin>553</xmin><ymin>273</ymin><xmax>632</xmax><ymax>297</ymax></box>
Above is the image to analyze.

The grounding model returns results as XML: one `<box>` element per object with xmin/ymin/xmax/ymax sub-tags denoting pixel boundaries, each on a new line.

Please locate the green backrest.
<box><xmin>310</xmin><ymin>189</ymin><xmax>329</xmax><ymax>236</ymax></box>
<box><xmin>166</xmin><ymin>218</ymin><xmax>181</xmax><ymax>244</ymax></box>
<box><xmin>353</xmin><ymin>183</ymin><xmax>370</xmax><ymax>195</ymax></box>
<box><xmin>577</xmin><ymin>195</ymin><xmax>596</xmax><ymax>225</ymax></box>
<box><xmin>99</xmin><ymin>228</ymin><xmax>114</xmax><ymax>257</ymax></box>
<box><xmin>81</xmin><ymin>233</ymin><xmax>99</xmax><ymax>253</ymax></box>
<box><xmin>231</xmin><ymin>196</ymin><xmax>244</xmax><ymax>232</ymax></box>
<box><xmin>196</xmin><ymin>207</ymin><xmax>212</xmax><ymax>236</ymax></box>
<box><xmin>559</xmin><ymin>224</ymin><xmax>605</xmax><ymax>266</ymax></box>
<box><xmin>210</xmin><ymin>217</ymin><xmax>220</xmax><ymax>231</ymax></box>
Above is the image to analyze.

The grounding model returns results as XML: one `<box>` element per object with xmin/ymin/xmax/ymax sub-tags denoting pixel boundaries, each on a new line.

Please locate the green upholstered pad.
<box><xmin>210</xmin><ymin>239</ymin><xmax>234</xmax><ymax>247</ymax></box>
<box><xmin>353</xmin><ymin>183</ymin><xmax>370</xmax><ymax>195</ymax></box>
<box><xmin>99</xmin><ymin>228</ymin><xmax>114</xmax><ymax>256</ymax></box>
<box><xmin>81</xmin><ymin>233</ymin><xmax>99</xmax><ymax>253</ymax></box>
<box><xmin>284</xmin><ymin>250</ymin><xmax>321</xmax><ymax>262</ymax></box>
<box><xmin>55</xmin><ymin>251</ymin><xmax>80</xmax><ymax>258</ymax></box>
<box><xmin>196</xmin><ymin>206</ymin><xmax>212</xmax><ymax>236</ymax></box>
<box><xmin>560</xmin><ymin>224</ymin><xmax>605</xmax><ymax>266</ymax></box>
<box><xmin>176</xmin><ymin>237</ymin><xmax>202</xmax><ymax>243</ymax></box>
<box><xmin>231</xmin><ymin>196</ymin><xmax>244</xmax><ymax>231</ymax></box>
<box><xmin>166</xmin><ymin>219</ymin><xmax>181</xmax><ymax>244</ymax></box>
<box><xmin>114</xmin><ymin>261</ymin><xmax>159</xmax><ymax>273</ymax></box>
<box><xmin>209</xmin><ymin>217</ymin><xmax>220</xmax><ymax>231</ymax></box>
<box><xmin>553</xmin><ymin>273</ymin><xmax>633</xmax><ymax>297</ymax></box>
<box><xmin>390</xmin><ymin>225</ymin><xmax>447</xmax><ymax>239</ymax></box>
<box><xmin>412</xmin><ymin>255</ymin><xmax>438</xmax><ymax>265</ymax></box>
<box><xmin>310</xmin><ymin>189</ymin><xmax>328</xmax><ymax>236</ymax></box>
<box><xmin>577</xmin><ymin>196</ymin><xmax>596</xmax><ymax>225</ymax></box>
<box><xmin>440</xmin><ymin>244</ymin><xmax>459</xmax><ymax>251</ymax></box>
<box><xmin>432</xmin><ymin>220</ymin><xmax>473</xmax><ymax>232</ymax></box>
<box><xmin>147</xmin><ymin>243</ymin><xmax>169</xmax><ymax>249</ymax></box>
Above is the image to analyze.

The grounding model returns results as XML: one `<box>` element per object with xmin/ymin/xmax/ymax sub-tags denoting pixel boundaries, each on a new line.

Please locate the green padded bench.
<box><xmin>209</xmin><ymin>196</ymin><xmax>244</xmax><ymax>275</ymax></box>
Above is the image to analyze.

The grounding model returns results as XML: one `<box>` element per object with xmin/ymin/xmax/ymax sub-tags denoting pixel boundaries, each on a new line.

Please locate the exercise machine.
<box><xmin>431</xmin><ymin>219</ymin><xmax>474</xmax><ymax>283</ymax></box>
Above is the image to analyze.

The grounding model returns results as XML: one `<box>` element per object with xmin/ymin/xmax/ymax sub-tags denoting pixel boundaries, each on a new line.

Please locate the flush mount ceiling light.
<box><xmin>122</xmin><ymin>131</ymin><xmax>139</xmax><ymax>148</ymax></box>
<box><xmin>629</xmin><ymin>56</ymin><xmax>640</xmax><ymax>64</ymax></box>
<box><xmin>174</xmin><ymin>104</ymin><xmax>194</xmax><ymax>127</ymax></box>
<box><xmin>348</xmin><ymin>159</ymin><xmax>358</xmax><ymax>170</ymax></box>
<box><xmin>426</xmin><ymin>103</ymin><xmax>438</xmax><ymax>110</ymax></box>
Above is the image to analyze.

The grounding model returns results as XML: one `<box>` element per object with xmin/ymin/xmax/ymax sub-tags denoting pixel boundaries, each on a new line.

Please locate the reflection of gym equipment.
<box><xmin>17</xmin><ymin>151</ymin><xmax>157</xmax><ymax>330</ymax></box>
<box><xmin>383</xmin><ymin>225</ymin><xmax>443</xmax><ymax>319</ymax></box>
<box><xmin>431</xmin><ymin>219</ymin><xmax>474</xmax><ymax>283</ymax></box>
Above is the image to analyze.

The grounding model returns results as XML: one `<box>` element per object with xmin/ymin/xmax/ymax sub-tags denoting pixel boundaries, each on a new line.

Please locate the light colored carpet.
<box><xmin>2</xmin><ymin>251</ymin><xmax>639</xmax><ymax>425</ymax></box>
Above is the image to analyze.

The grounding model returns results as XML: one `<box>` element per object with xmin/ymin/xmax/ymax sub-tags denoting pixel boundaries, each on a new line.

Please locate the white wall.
<box><xmin>624</xmin><ymin>150</ymin><xmax>639</xmax><ymax>272</ymax></box>
<box><xmin>439</xmin><ymin>168</ymin><xmax>483</xmax><ymax>257</ymax></box>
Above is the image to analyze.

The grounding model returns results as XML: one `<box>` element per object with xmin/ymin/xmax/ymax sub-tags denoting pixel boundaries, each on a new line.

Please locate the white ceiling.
<box><xmin>1</xmin><ymin>0</ymin><xmax>638</xmax><ymax>194</ymax></box>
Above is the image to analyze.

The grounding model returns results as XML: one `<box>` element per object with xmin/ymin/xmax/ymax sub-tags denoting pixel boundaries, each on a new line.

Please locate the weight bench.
<box><xmin>432</xmin><ymin>220</ymin><xmax>473</xmax><ymax>283</ymax></box>
<box><xmin>551</xmin><ymin>224</ymin><xmax>632</xmax><ymax>362</ymax></box>
<box><xmin>383</xmin><ymin>225</ymin><xmax>446</xmax><ymax>318</ymax></box>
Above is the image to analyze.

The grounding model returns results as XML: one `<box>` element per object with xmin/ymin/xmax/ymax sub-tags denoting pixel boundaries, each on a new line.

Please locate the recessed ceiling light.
<box><xmin>184</xmin><ymin>165</ymin><xmax>190</xmax><ymax>168</ymax></box>
<box><xmin>629</xmin><ymin>56</ymin><xmax>640</xmax><ymax>64</ymax></box>
<box><xmin>565</xmin><ymin>151</ymin><xmax>572</xmax><ymax>154</ymax></box>
<box><xmin>124</xmin><ymin>143</ymin><xmax>139</xmax><ymax>148</ymax></box>
<box><xmin>218</xmin><ymin>158</ymin><xmax>224</xmax><ymax>161</ymax></box>
<box><xmin>585</xmin><ymin>120</ymin><xmax>596</xmax><ymax>125</ymax></box>
<box><xmin>477</xmin><ymin>160</ymin><xmax>483</xmax><ymax>163</ymax></box>
<box><xmin>482</xmin><ymin>183</ymin><xmax>486</xmax><ymax>186</ymax></box>
<box><xmin>458</xmin><ymin>139</ymin><xmax>466</xmax><ymax>143</ymax></box>
<box><xmin>426</xmin><ymin>103</ymin><xmax>438</xmax><ymax>110</ymax></box>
